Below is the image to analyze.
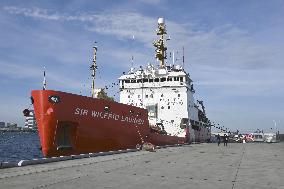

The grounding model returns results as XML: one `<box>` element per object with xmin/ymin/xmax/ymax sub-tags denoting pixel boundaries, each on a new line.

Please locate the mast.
<box><xmin>153</xmin><ymin>18</ymin><xmax>167</xmax><ymax>68</ymax></box>
<box><xmin>172</xmin><ymin>50</ymin><xmax>175</xmax><ymax>65</ymax></box>
<box><xmin>43</xmin><ymin>67</ymin><xmax>47</xmax><ymax>90</ymax></box>
<box><xmin>90</xmin><ymin>43</ymin><xmax>98</xmax><ymax>98</ymax></box>
<box><xmin>182</xmin><ymin>46</ymin><xmax>185</xmax><ymax>68</ymax></box>
<box><xmin>131</xmin><ymin>35</ymin><xmax>135</xmax><ymax>69</ymax></box>
<box><xmin>131</xmin><ymin>55</ymin><xmax>134</xmax><ymax>68</ymax></box>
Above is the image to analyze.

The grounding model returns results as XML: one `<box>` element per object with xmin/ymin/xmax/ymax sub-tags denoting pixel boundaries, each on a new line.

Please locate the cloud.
<box><xmin>3</xmin><ymin>6</ymin><xmax>284</xmax><ymax>97</ymax></box>
<box><xmin>192</xmin><ymin>65</ymin><xmax>284</xmax><ymax>96</ymax></box>
<box><xmin>2</xmin><ymin>6</ymin><xmax>186</xmax><ymax>46</ymax></box>
<box><xmin>3</xmin><ymin>5</ymin><xmax>283</xmax><ymax>68</ymax></box>
<box><xmin>3</xmin><ymin>6</ymin><xmax>284</xmax><ymax>77</ymax></box>
<box><xmin>3</xmin><ymin>6</ymin><xmax>95</xmax><ymax>21</ymax></box>
<box><xmin>87</xmin><ymin>12</ymin><xmax>156</xmax><ymax>43</ymax></box>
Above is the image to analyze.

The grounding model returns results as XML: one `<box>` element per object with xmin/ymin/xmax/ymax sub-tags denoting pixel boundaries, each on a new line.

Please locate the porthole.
<box><xmin>104</xmin><ymin>106</ymin><xmax>110</xmax><ymax>112</ymax></box>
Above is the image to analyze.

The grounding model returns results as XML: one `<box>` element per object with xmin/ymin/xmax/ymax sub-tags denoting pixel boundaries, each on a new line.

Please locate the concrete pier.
<box><xmin>0</xmin><ymin>143</ymin><xmax>283</xmax><ymax>189</ymax></box>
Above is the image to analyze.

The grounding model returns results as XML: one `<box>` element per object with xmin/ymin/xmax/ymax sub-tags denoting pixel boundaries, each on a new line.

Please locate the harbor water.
<box><xmin>0</xmin><ymin>131</ymin><xmax>43</xmax><ymax>163</ymax></box>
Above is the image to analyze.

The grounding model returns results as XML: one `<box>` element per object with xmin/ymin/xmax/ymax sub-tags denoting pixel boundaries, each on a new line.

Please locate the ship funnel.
<box><xmin>158</xmin><ymin>17</ymin><xmax>165</xmax><ymax>25</ymax></box>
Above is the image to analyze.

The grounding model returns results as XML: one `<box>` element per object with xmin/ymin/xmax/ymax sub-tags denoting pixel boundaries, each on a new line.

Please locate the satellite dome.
<box><xmin>157</xmin><ymin>17</ymin><xmax>165</xmax><ymax>25</ymax></box>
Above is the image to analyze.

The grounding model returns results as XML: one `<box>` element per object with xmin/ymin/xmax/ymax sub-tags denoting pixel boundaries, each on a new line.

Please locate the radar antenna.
<box><xmin>90</xmin><ymin>42</ymin><xmax>98</xmax><ymax>98</ymax></box>
<box><xmin>153</xmin><ymin>18</ymin><xmax>167</xmax><ymax>68</ymax></box>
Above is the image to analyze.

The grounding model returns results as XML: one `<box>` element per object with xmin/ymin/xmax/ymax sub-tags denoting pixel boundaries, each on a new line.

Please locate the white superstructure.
<box><xmin>118</xmin><ymin>18</ymin><xmax>211</xmax><ymax>142</ymax></box>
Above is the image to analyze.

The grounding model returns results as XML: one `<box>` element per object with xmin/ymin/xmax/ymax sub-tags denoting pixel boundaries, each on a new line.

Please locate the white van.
<box><xmin>252</xmin><ymin>133</ymin><xmax>264</xmax><ymax>142</ymax></box>
<box><xmin>264</xmin><ymin>133</ymin><xmax>277</xmax><ymax>143</ymax></box>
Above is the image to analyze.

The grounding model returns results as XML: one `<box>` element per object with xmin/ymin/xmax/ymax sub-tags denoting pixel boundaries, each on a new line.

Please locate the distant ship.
<box><xmin>28</xmin><ymin>18</ymin><xmax>211</xmax><ymax>157</ymax></box>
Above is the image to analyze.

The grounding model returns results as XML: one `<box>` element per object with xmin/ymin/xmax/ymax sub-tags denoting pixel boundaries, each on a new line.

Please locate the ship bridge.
<box><xmin>118</xmin><ymin>17</ymin><xmax>210</xmax><ymax>140</ymax></box>
<box><xmin>118</xmin><ymin>64</ymin><xmax>192</xmax><ymax>90</ymax></box>
<box><xmin>118</xmin><ymin>64</ymin><xmax>199</xmax><ymax>137</ymax></box>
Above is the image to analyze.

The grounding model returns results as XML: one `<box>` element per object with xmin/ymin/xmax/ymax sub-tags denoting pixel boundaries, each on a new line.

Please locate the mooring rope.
<box><xmin>134</xmin><ymin>124</ymin><xmax>144</xmax><ymax>144</ymax></box>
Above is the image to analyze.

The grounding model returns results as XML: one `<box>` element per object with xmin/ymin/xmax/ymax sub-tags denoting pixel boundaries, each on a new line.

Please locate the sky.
<box><xmin>0</xmin><ymin>0</ymin><xmax>283</xmax><ymax>133</ymax></box>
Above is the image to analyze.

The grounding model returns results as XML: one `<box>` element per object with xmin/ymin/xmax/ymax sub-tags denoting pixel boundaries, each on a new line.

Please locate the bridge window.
<box><xmin>161</xmin><ymin>77</ymin><xmax>166</xmax><ymax>82</ymax></box>
<box><xmin>149</xmin><ymin>79</ymin><xmax>153</xmax><ymax>82</ymax></box>
<box><xmin>125</xmin><ymin>80</ymin><xmax>130</xmax><ymax>83</ymax></box>
<box><xmin>174</xmin><ymin>77</ymin><xmax>179</xmax><ymax>81</ymax></box>
<box><xmin>154</xmin><ymin>78</ymin><xmax>159</xmax><ymax>82</ymax></box>
<box><xmin>180</xmin><ymin>77</ymin><xmax>183</xmax><ymax>82</ymax></box>
<box><xmin>143</xmin><ymin>79</ymin><xmax>148</xmax><ymax>82</ymax></box>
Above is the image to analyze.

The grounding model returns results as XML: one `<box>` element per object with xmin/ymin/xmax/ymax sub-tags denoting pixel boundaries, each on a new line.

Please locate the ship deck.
<box><xmin>1</xmin><ymin>142</ymin><xmax>283</xmax><ymax>189</ymax></box>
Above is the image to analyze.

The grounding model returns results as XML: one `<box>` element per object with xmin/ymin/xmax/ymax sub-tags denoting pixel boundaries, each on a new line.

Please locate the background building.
<box><xmin>0</xmin><ymin>121</ymin><xmax>5</xmax><ymax>128</ymax></box>
<box><xmin>6</xmin><ymin>122</ymin><xmax>17</xmax><ymax>128</ymax></box>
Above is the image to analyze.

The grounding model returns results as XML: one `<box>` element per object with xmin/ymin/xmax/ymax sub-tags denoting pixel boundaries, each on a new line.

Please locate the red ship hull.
<box><xmin>32</xmin><ymin>90</ymin><xmax>188</xmax><ymax>157</ymax></box>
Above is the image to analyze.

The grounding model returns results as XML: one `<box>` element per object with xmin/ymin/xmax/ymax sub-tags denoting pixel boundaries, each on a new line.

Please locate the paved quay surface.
<box><xmin>0</xmin><ymin>143</ymin><xmax>283</xmax><ymax>189</ymax></box>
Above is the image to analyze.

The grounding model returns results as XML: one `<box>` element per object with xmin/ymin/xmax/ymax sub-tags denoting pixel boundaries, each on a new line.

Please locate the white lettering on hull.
<box><xmin>75</xmin><ymin>108</ymin><xmax>88</xmax><ymax>116</ymax></box>
<box><xmin>74</xmin><ymin>108</ymin><xmax>144</xmax><ymax>125</ymax></box>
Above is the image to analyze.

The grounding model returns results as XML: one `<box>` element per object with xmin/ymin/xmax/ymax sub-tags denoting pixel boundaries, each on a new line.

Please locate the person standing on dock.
<box><xmin>224</xmin><ymin>134</ymin><xmax>228</xmax><ymax>146</ymax></box>
<box><xmin>217</xmin><ymin>134</ymin><xmax>221</xmax><ymax>146</ymax></box>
